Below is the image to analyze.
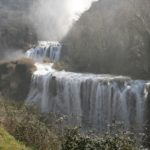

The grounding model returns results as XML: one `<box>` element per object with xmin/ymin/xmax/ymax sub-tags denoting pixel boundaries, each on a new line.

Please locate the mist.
<box><xmin>29</xmin><ymin>0</ymin><xmax>97</xmax><ymax>41</ymax></box>
<box><xmin>0</xmin><ymin>0</ymin><xmax>97</xmax><ymax>59</ymax></box>
<box><xmin>2</xmin><ymin>49</ymin><xmax>25</xmax><ymax>61</ymax></box>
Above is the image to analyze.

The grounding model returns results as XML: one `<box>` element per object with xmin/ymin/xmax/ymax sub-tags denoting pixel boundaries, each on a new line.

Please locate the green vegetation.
<box><xmin>0</xmin><ymin>58</ymin><xmax>35</xmax><ymax>100</ymax></box>
<box><xmin>0</xmin><ymin>126</ymin><xmax>31</xmax><ymax>150</ymax></box>
<box><xmin>62</xmin><ymin>0</ymin><xmax>150</xmax><ymax>79</ymax></box>
<box><xmin>62</xmin><ymin>128</ymin><xmax>138</xmax><ymax>150</ymax></box>
<box><xmin>0</xmin><ymin>98</ymin><xmax>61</xmax><ymax>150</ymax></box>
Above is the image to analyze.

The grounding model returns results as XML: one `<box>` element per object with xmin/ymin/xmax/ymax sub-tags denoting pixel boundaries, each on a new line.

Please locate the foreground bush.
<box><xmin>62</xmin><ymin>127</ymin><xmax>138</xmax><ymax>150</ymax></box>
<box><xmin>0</xmin><ymin>99</ymin><xmax>61</xmax><ymax>150</ymax></box>
<box><xmin>0</xmin><ymin>126</ymin><xmax>31</xmax><ymax>150</ymax></box>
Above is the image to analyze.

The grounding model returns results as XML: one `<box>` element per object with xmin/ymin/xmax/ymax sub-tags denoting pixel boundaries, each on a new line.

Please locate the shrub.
<box><xmin>14</xmin><ymin>114</ymin><xmax>60</xmax><ymax>150</ymax></box>
<box><xmin>0</xmin><ymin>126</ymin><xmax>31</xmax><ymax>150</ymax></box>
<box><xmin>62</xmin><ymin>127</ymin><xmax>138</xmax><ymax>150</ymax></box>
<box><xmin>0</xmin><ymin>99</ymin><xmax>61</xmax><ymax>150</ymax></box>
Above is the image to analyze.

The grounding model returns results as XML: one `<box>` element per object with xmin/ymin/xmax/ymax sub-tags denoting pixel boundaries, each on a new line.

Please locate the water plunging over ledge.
<box><xmin>26</xmin><ymin>41</ymin><xmax>61</xmax><ymax>62</ymax></box>
<box><xmin>26</xmin><ymin>62</ymin><xmax>150</xmax><ymax>132</ymax></box>
<box><xmin>25</xmin><ymin>41</ymin><xmax>150</xmax><ymax>133</ymax></box>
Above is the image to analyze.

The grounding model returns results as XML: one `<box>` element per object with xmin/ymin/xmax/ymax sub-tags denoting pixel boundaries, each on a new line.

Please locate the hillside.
<box><xmin>0</xmin><ymin>0</ymin><xmax>37</xmax><ymax>58</ymax></box>
<box><xmin>62</xmin><ymin>0</ymin><xmax>150</xmax><ymax>79</ymax></box>
<box><xmin>0</xmin><ymin>126</ymin><xmax>30</xmax><ymax>150</ymax></box>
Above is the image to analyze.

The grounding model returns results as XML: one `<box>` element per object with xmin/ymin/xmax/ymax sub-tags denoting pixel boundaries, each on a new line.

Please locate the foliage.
<box><xmin>62</xmin><ymin>127</ymin><xmax>138</xmax><ymax>150</ymax></box>
<box><xmin>0</xmin><ymin>126</ymin><xmax>31</xmax><ymax>150</ymax></box>
<box><xmin>0</xmin><ymin>98</ymin><xmax>61</xmax><ymax>150</ymax></box>
<box><xmin>13</xmin><ymin>111</ymin><xmax>60</xmax><ymax>150</ymax></box>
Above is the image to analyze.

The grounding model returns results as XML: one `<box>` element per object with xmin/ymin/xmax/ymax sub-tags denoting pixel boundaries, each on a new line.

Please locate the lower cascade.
<box><xmin>26</xmin><ymin>62</ymin><xmax>150</xmax><ymax>132</ymax></box>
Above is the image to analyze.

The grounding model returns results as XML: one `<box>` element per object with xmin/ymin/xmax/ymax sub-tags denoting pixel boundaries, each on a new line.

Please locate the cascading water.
<box><xmin>26</xmin><ymin>59</ymin><xmax>150</xmax><ymax>132</ymax></box>
<box><xmin>26</xmin><ymin>41</ymin><xmax>61</xmax><ymax>62</ymax></box>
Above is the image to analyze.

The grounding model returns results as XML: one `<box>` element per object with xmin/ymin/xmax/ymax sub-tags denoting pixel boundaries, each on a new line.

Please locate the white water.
<box><xmin>26</xmin><ymin>41</ymin><xmax>61</xmax><ymax>62</ymax></box>
<box><xmin>26</xmin><ymin>61</ymin><xmax>150</xmax><ymax>132</ymax></box>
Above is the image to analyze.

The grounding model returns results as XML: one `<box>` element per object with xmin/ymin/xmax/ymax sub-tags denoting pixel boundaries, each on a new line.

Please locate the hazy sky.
<box><xmin>30</xmin><ymin>0</ymin><xmax>97</xmax><ymax>40</ymax></box>
<box><xmin>67</xmin><ymin>0</ymin><xmax>97</xmax><ymax>19</ymax></box>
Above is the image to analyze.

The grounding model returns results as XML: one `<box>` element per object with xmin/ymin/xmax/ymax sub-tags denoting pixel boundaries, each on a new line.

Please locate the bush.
<box><xmin>0</xmin><ymin>126</ymin><xmax>31</xmax><ymax>150</ymax></box>
<box><xmin>14</xmin><ymin>113</ymin><xmax>60</xmax><ymax>150</ymax></box>
<box><xmin>62</xmin><ymin>127</ymin><xmax>138</xmax><ymax>150</ymax></box>
<box><xmin>0</xmin><ymin>99</ymin><xmax>61</xmax><ymax>150</ymax></box>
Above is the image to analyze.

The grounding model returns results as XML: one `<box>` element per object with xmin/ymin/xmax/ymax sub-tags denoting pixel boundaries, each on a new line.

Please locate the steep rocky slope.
<box><xmin>62</xmin><ymin>0</ymin><xmax>150</xmax><ymax>79</ymax></box>
<box><xmin>0</xmin><ymin>58</ymin><xmax>35</xmax><ymax>100</ymax></box>
<box><xmin>0</xmin><ymin>126</ymin><xmax>31</xmax><ymax>150</ymax></box>
<box><xmin>0</xmin><ymin>0</ymin><xmax>37</xmax><ymax>58</ymax></box>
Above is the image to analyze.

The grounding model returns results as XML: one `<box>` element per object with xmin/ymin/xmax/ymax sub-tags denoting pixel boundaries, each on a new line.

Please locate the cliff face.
<box><xmin>0</xmin><ymin>58</ymin><xmax>35</xmax><ymax>101</ymax></box>
<box><xmin>62</xmin><ymin>0</ymin><xmax>150</xmax><ymax>79</ymax></box>
<box><xmin>0</xmin><ymin>0</ymin><xmax>37</xmax><ymax>57</ymax></box>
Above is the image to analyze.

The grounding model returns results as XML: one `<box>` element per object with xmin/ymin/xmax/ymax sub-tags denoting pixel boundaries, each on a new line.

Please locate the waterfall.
<box><xmin>26</xmin><ymin>63</ymin><xmax>150</xmax><ymax>132</ymax></box>
<box><xmin>26</xmin><ymin>41</ymin><xmax>61</xmax><ymax>62</ymax></box>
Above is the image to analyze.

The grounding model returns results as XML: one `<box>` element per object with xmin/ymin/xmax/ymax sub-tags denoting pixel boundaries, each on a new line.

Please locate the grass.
<box><xmin>0</xmin><ymin>126</ymin><xmax>31</xmax><ymax>150</ymax></box>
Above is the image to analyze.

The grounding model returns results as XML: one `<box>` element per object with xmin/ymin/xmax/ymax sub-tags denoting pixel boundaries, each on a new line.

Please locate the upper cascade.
<box><xmin>26</xmin><ymin>41</ymin><xmax>62</xmax><ymax>62</ymax></box>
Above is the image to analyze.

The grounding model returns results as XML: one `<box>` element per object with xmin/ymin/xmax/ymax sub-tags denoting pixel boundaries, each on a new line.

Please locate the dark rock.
<box><xmin>0</xmin><ymin>58</ymin><xmax>35</xmax><ymax>101</ymax></box>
